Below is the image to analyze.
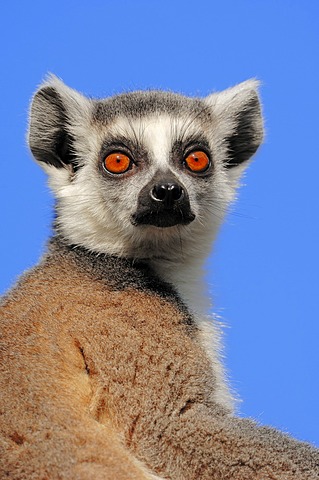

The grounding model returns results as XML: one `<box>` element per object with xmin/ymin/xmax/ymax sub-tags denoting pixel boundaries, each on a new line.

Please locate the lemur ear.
<box><xmin>28</xmin><ymin>75</ymin><xmax>92</xmax><ymax>171</ymax></box>
<box><xmin>204</xmin><ymin>80</ymin><xmax>264</xmax><ymax>168</ymax></box>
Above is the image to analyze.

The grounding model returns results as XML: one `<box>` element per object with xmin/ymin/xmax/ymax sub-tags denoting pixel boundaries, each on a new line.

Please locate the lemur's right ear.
<box><xmin>28</xmin><ymin>75</ymin><xmax>92</xmax><ymax>171</ymax></box>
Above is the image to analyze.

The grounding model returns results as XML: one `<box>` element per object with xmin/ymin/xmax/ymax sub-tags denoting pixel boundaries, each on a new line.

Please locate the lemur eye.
<box><xmin>103</xmin><ymin>152</ymin><xmax>132</xmax><ymax>174</ymax></box>
<box><xmin>184</xmin><ymin>151</ymin><xmax>210</xmax><ymax>173</ymax></box>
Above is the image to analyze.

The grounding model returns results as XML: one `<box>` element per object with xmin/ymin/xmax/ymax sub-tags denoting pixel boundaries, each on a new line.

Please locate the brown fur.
<box><xmin>1</xmin><ymin>238</ymin><xmax>318</xmax><ymax>479</ymax></box>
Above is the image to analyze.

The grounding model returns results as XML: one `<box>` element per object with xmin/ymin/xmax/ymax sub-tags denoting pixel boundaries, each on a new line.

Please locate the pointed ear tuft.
<box><xmin>204</xmin><ymin>80</ymin><xmax>264</xmax><ymax>168</ymax></box>
<box><xmin>28</xmin><ymin>75</ymin><xmax>91</xmax><ymax>170</ymax></box>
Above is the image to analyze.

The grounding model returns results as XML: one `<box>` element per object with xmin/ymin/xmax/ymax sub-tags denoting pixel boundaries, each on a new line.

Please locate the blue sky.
<box><xmin>1</xmin><ymin>0</ymin><xmax>318</xmax><ymax>445</ymax></box>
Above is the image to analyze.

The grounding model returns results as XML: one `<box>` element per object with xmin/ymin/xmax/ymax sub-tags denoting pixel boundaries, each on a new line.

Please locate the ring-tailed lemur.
<box><xmin>0</xmin><ymin>76</ymin><xmax>318</xmax><ymax>479</ymax></box>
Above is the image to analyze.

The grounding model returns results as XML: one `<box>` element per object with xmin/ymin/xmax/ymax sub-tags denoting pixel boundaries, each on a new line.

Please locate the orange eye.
<box><xmin>184</xmin><ymin>151</ymin><xmax>210</xmax><ymax>173</ymax></box>
<box><xmin>103</xmin><ymin>152</ymin><xmax>132</xmax><ymax>174</ymax></box>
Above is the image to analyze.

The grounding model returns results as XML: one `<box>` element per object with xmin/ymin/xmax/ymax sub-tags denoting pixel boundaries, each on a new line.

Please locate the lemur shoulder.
<box><xmin>0</xmin><ymin>77</ymin><xmax>318</xmax><ymax>479</ymax></box>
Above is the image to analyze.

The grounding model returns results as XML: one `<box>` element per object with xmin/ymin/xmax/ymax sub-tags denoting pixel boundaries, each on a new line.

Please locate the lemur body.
<box><xmin>0</xmin><ymin>78</ymin><xmax>318</xmax><ymax>479</ymax></box>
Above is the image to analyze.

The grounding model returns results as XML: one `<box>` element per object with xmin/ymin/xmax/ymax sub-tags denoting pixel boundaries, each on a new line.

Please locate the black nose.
<box><xmin>151</xmin><ymin>183</ymin><xmax>184</xmax><ymax>208</ymax></box>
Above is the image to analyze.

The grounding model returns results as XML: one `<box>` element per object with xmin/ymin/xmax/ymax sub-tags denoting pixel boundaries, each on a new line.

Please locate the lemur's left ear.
<box><xmin>28</xmin><ymin>75</ymin><xmax>92</xmax><ymax>171</ymax></box>
<box><xmin>204</xmin><ymin>80</ymin><xmax>264</xmax><ymax>169</ymax></box>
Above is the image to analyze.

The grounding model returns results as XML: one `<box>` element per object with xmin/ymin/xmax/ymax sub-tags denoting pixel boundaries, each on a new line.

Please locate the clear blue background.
<box><xmin>1</xmin><ymin>0</ymin><xmax>318</xmax><ymax>446</ymax></box>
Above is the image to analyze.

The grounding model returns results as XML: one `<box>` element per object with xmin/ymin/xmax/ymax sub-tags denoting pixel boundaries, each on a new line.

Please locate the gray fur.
<box><xmin>93</xmin><ymin>90</ymin><xmax>212</xmax><ymax>124</ymax></box>
<box><xmin>29</xmin><ymin>75</ymin><xmax>263</xmax><ymax>172</ymax></box>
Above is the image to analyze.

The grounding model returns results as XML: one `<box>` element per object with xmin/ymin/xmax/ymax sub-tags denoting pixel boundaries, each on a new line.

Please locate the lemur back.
<box><xmin>0</xmin><ymin>77</ymin><xmax>318</xmax><ymax>479</ymax></box>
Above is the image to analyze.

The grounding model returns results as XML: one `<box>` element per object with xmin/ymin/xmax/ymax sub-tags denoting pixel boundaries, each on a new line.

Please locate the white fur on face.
<box><xmin>34</xmin><ymin>77</ymin><xmax>260</xmax><ymax>268</ymax></box>
<box><xmin>48</xmin><ymin>113</ymin><xmax>236</xmax><ymax>265</ymax></box>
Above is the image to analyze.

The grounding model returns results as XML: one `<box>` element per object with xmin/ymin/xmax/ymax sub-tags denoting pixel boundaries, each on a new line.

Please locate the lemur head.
<box><xmin>28</xmin><ymin>76</ymin><xmax>263</xmax><ymax>263</ymax></box>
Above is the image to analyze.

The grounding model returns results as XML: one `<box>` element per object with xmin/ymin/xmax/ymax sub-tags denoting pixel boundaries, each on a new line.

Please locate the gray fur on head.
<box><xmin>29</xmin><ymin>75</ymin><xmax>263</xmax><ymax>173</ymax></box>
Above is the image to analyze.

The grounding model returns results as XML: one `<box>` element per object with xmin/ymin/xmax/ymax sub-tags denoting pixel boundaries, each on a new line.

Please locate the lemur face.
<box><xmin>28</xmin><ymin>77</ymin><xmax>263</xmax><ymax>260</ymax></box>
